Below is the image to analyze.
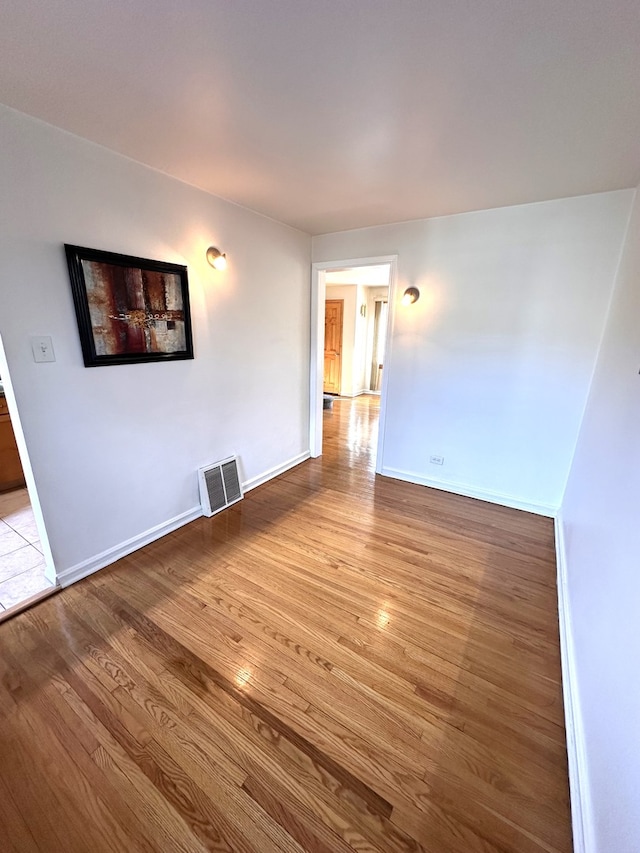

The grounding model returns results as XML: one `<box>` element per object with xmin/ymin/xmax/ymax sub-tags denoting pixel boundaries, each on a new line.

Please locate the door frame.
<box><xmin>309</xmin><ymin>254</ymin><xmax>398</xmax><ymax>473</ymax></box>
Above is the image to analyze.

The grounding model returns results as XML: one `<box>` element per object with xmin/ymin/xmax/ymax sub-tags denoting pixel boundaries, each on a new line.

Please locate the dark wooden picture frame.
<box><xmin>65</xmin><ymin>244</ymin><xmax>194</xmax><ymax>367</ymax></box>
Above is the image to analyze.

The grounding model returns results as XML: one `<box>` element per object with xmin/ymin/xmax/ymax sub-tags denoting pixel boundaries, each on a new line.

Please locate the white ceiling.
<box><xmin>1</xmin><ymin>0</ymin><xmax>639</xmax><ymax>235</ymax></box>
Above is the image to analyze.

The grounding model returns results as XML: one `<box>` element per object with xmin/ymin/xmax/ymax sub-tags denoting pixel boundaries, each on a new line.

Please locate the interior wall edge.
<box><xmin>554</xmin><ymin>189</ymin><xmax>638</xmax><ymax>509</ymax></box>
<box><xmin>379</xmin><ymin>465</ymin><xmax>558</xmax><ymax>517</ymax></box>
<box><xmin>241</xmin><ymin>451</ymin><xmax>311</xmax><ymax>493</ymax></box>
<box><xmin>555</xmin><ymin>514</ymin><xmax>593</xmax><ymax>853</ymax></box>
<box><xmin>57</xmin><ymin>506</ymin><xmax>203</xmax><ymax>589</ymax></box>
<box><xmin>56</xmin><ymin>450</ymin><xmax>313</xmax><ymax>588</ymax></box>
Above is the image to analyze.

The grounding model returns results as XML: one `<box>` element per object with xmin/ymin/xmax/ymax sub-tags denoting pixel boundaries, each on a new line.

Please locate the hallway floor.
<box><xmin>0</xmin><ymin>487</ymin><xmax>54</xmax><ymax>612</ymax></box>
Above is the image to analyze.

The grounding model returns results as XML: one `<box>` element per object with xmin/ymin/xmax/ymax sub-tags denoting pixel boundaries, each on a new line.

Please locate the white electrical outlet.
<box><xmin>30</xmin><ymin>336</ymin><xmax>56</xmax><ymax>363</ymax></box>
<box><xmin>429</xmin><ymin>455</ymin><xmax>444</xmax><ymax>465</ymax></box>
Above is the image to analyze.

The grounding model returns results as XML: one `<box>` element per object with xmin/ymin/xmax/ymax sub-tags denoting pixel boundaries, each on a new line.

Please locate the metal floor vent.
<box><xmin>198</xmin><ymin>456</ymin><xmax>243</xmax><ymax>517</ymax></box>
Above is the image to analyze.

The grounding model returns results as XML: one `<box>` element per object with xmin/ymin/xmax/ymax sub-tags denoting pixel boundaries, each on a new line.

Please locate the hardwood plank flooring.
<box><xmin>0</xmin><ymin>395</ymin><xmax>572</xmax><ymax>852</ymax></box>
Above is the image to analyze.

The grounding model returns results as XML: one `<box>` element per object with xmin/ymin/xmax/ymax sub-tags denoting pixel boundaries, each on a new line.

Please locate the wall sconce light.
<box><xmin>402</xmin><ymin>286</ymin><xmax>420</xmax><ymax>305</ymax></box>
<box><xmin>206</xmin><ymin>246</ymin><xmax>227</xmax><ymax>271</ymax></box>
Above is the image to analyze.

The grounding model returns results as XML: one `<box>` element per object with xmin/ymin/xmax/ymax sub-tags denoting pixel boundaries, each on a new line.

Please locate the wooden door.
<box><xmin>323</xmin><ymin>299</ymin><xmax>343</xmax><ymax>395</ymax></box>
<box><xmin>0</xmin><ymin>396</ymin><xmax>26</xmax><ymax>491</ymax></box>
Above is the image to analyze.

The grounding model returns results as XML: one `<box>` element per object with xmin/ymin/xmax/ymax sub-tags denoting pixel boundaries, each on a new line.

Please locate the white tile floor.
<box><xmin>0</xmin><ymin>488</ymin><xmax>54</xmax><ymax>611</ymax></box>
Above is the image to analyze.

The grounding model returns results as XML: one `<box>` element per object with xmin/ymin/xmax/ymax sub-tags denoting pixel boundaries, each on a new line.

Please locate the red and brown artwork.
<box><xmin>82</xmin><ymin>261</ymin><xmax>186</xmax><ymax>356</ymax></box>
<box><xmin>65</xmin><ymin>245</ymin><xmax>194</xmax><ymax>367</ymax></box>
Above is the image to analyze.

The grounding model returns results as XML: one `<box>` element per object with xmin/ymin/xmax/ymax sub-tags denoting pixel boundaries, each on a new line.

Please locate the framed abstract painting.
<box><xmin>65</xmin><ymin>244</ymin><xmax>194</xmax><ymax>367</ymax></box>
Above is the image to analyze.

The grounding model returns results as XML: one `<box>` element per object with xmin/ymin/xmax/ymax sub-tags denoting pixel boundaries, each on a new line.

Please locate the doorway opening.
<box><xmin>0</xmin><ymin>335</ymin><xmax>56</xmax><ymax>617</ymax></box>
<box><xmin>310</xmin><ymin>255</ymin><xmax>397</xmax><ymax>469</ymax></box>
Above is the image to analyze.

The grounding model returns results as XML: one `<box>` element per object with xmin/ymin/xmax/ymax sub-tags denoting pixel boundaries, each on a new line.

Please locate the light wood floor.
<box><xmin>0</xmin><ymin>395</ymin><xmax>572</xmax><ymax>852</ymax></box>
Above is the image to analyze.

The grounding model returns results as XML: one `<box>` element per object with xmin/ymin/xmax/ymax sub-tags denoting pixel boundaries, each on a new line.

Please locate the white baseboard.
<box><xmin>555</xmin><ymin>515</ymin><xmax>593</xmax><ymax>853</ymax></box>
<box><xmin>242</xmin><ymin>450</ymin><xmax>310</xmax><ymax>492</ymax></box>
<box><xmin>379</xmin><ymin>466</ymin><xmax>557</xmax><ymax>517</ymax></box>
<box><xmin>57</xmin><ymin>506</ymin><xmax>203</xmax><ymax>588</ymax></box>
<box><xmin>57</xmin><ymin>451</ymin><xmax>311</xmax><ymax>589</ymax></box>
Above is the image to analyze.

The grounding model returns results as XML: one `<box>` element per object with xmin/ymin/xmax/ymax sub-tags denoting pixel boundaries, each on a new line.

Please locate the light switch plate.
<box><xmin>30</xmin><ymin>335</ymin><xmax>56</xmax><ymax>363</ymax></box>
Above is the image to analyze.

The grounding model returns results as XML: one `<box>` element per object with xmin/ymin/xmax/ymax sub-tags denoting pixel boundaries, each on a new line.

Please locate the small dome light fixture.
<box><xmin>206</xmin><ymin>246</ymin><xmax>227</xmax><ymax>271</ymax></box>
<box><xmin>402</xmin><ymin>286</ymin><xmax>420</xmax><ymax>306</ymax></box>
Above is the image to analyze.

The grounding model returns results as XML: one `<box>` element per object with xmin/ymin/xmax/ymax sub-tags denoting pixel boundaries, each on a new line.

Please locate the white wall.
<box><xmin>0</xmin><ymin>105</ymin><xmax>311</xmax><ymax>579</ymax></box>
<box><xmin>313</xmin><ymin>192</ymin><xmax>633</xmax><ymax>513</ymax></box>
<box><xmin>559</xmin><ymin>186</ymin><xmax>639</xmax><ymax>853</ymax></box>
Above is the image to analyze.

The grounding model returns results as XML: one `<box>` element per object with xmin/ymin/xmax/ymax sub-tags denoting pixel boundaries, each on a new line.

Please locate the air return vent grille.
<box><xmin>198</xmin><ymin>456</ymin><xmax>243</xmax><ymax>517</ymax></box>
